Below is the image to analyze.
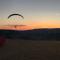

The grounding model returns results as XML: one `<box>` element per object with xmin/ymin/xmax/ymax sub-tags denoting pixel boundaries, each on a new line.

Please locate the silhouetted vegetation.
<box><xmin>0</xmin><ymin>28</ymin><xmax>60</xmax><ymax>40</ymax></box>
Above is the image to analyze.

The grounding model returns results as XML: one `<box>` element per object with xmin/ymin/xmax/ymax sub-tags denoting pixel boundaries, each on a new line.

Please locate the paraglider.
<box><xmin>8</xmin><ymin>13</ymin><xmax>24</xmax><ymax>28</ymax></box>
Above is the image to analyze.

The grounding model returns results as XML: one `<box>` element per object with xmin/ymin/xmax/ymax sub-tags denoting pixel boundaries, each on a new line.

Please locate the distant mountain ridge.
<box><xmin>0</xmin><ymin>28</ymin><xmax>60</xmax><ymax>41</ymax></box>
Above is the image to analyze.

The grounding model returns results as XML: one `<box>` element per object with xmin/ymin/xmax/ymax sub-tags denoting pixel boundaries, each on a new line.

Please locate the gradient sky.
<box><xmin>0</xmin><ymin>0</ymin><xmax>60</xmax><ymax>29</ymax></box>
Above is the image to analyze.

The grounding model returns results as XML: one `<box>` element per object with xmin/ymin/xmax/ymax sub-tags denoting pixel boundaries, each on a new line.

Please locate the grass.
<box><xmin>0</xmin><ymin>39</ymin><xmax>59</xmax><ymax>60</ymax></box>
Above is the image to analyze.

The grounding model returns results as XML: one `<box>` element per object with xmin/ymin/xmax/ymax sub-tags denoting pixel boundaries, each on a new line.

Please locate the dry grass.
<box><xmin>0</xmin><ymin>39</ymin><xmax>59</xmax><ymax>60</ymax></box>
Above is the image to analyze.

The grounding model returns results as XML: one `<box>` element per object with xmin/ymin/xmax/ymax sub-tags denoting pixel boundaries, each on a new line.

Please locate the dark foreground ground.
<box><xmin>0</xmin><ymin>39</ymin><xmax>59</xmax><ymax>60</ymax></box>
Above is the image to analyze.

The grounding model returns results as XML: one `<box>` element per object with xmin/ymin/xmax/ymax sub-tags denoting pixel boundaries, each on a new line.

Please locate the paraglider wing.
<box><xmin>8</xmin><ymin>14</ymin><xmax>24</xmax><ymax>19</ymax></box>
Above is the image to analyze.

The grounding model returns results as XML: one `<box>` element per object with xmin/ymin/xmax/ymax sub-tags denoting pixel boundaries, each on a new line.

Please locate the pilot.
<box><xmin>0</xmin><ymin>35</ymin><xmax>6</xmax><ymax>47</ymax></box>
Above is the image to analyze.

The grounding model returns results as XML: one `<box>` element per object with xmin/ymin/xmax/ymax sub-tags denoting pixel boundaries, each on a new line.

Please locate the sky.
<box><xmin>0</xmin><ymin>0</ymin><xmax>60</xmax><ymax>29</ymax></box>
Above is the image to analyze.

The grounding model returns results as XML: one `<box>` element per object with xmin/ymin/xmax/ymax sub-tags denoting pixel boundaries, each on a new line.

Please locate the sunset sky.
<box><xmin>0</xmin><ymin>0</ymin><xmax>60</xmax><ymax>30</ymax></box>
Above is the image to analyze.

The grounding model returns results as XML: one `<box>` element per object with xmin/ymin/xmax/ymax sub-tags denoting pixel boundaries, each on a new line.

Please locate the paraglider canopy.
<box><xmin>8</xmin><ymin>13</ymin><xmax>24</xmax><ymax>28</ymax></box>
<box><xmin>8</xmin><ymin>14</ymin><xmax>24</xmax><ymax>19</ymax></box>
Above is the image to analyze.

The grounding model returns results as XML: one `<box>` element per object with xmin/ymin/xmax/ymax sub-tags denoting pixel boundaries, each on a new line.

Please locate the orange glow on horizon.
<box><xmin>31</xmin><ymin>20</ymin><xmax>60</xmax><ymax>29</ymax></box>
<box><xmin>0</xmin><ymin>20</ymin><xmax>60</xmax><ymax>30</ymax></box>
<box><xmin>0</xmin><ymin>25</ymin><xmax>33</xmax><ymax>30</ymax></box>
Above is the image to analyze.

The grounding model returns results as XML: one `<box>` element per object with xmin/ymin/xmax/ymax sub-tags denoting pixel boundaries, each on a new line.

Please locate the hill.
<box><xmin>0</xmin><ymin>28</ymin><xmax>60</xmax><ymax>40</ymax></box>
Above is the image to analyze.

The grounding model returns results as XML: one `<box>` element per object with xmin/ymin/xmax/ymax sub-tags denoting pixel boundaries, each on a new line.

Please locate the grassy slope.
<box><xmin>0</xmin><ymin>39</ymin><xmax>59</xmax><ymax>60</ymax></box>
